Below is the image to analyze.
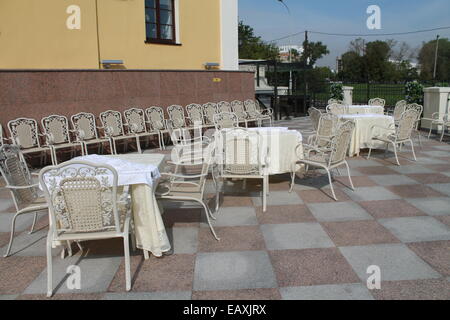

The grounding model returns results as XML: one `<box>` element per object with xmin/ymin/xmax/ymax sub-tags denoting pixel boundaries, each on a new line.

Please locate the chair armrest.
<box><xmin>5</xmin><ymin>183</ymin><xmax>39</xmax><ymax>190</ymax></box>
<box><xmin>161</xmin><ymin>172</ymin><xmax>207</xmax><ymax>179</ymax></box>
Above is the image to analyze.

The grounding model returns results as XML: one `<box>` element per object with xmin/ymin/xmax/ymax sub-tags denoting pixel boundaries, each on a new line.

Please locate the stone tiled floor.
<box><xmin>0</xmin><ymin>117</ymin><xmax>449</xmax><ymax>300</ymax></box>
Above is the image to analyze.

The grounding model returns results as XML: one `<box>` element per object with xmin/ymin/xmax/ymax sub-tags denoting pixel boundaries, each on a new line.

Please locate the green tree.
<box><xmin>238</xmin><ymin>21</ymin><xmax>279</xmax><ymax>60</ymax></box>
<box><xmin>340</xmin><ymin>51</ymin><xmax>365</xmax><ymax>81</ymax></box>
<box><xmin>418</xmin><ymin>38</ymin><xmax>450</xmax><ymax>81</ymax></box>
<box><xmin>300</xmin><ymin>40</ymin><xmax>329</xmax><ymax>67</ymax></box>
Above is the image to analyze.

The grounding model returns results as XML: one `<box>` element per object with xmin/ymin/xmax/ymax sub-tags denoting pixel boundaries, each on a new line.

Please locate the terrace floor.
<box><xmin>0</xmin><ymin>117</ymin><xmax>449</xmax><ymax>300</ymax></box>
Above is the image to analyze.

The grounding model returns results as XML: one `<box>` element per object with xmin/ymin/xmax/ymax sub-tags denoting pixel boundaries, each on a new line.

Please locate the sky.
<box><xmin>238</xmin><ymin>0</ymin><xmax>450</xmax><ymax>68</ymax></box>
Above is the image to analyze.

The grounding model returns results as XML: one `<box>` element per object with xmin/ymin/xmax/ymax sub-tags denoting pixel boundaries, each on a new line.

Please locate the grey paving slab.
<box><xmin>280</xmin><ymin>283</ymin><xmax>374</xmax><ymax>300</ymax></box>
<box><xmin>307</xmin><ymin>202</ymin><xmax>373</xmax><ymax>222</ymax></box>
<box><xmin>102</xmin><ymin>291</ymin><xmax>191</xmax><ymax>300</ymax></box>
<box><xmin>388</xmin><ymin>165</ymin><xmax>434</xmax><ymax>174</ymax></box>
<box><xmin>0</xmin><ymin>228</ymin><xmax>60</xmax><ymax>257</ymax></box>
<box><xmin>24</xmin><ymin>255</ymin><xmax>122</xmax><ymax>294</ymax></box>
<box><xmin>420</xmin><ymin>150</ymin><xmax>450</xmax><ymax>157</ymax></box>
<box><xmin>368</xmin><ymin>175</ymin><xmax>418</xmax><ymax>186</ymax></box>
<box><xmin>340</xmin><ymin>243</ymin><xmax>442</xmax><ymax>281</ymax></box>
<box><xmin>251</xmin><ymin>191</ymin><xmax>303</xmax><ymax>207</ymax></box>
<box><xmin>261</xmin><ymin>222</ymin><xmax>334</xmax><ymax>250</ymax></box>
<box><xmin>378</xmin><ymin>216</ymin><xmax>450</xmax><ymax>242</ymax></box>
<box><xmin>432</xmin><ymin>145</ymin><xmax>450</xmax><ymax>151</ymax></box>
<box><xmin>406</xmin><ymin>198</ymin><xmax>450</xmax><ymax>216</ymax></box>
<box><xmin>166</xmin><ymin>227</ymin><xmax>198</xmax><ymax>254</ymax></box>
<box><xmin>343</xmin><ymin>186</ymin><xmax>401</xmax><ymax>202</ymax></box>
<box><xmin>193</xmin><ymin>251</ymin><xmax>277</xmax><ymax>291</ymax></box>
<box><xmin>0</xmin><ymin>198</ymin><xmax>15</xmax><ymax>213</ymax></box>
<box><xmin>414</xmin><ymin>157</ymin><xmax>447</xmax><ymax>165</ymax></box>
<box><xmin>427</xmin><ymin>183</ymin><xmax>450</xmax><ymax>197</ymax></box>
<box><xmin>201</xmin><ymin>207</ymin><xmax>258</xmax><ymax>227</ymax></box>
<box><xmin>346</xmin><ymin>159</ymin><xmax>383</xmax><ymax>167</ymax></box>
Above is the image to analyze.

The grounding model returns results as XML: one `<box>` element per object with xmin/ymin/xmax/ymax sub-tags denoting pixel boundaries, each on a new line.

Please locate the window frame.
<box><xmin>145</xmin><ymin>0</ymin><xmax>177</xmax><ymax>45</ymax></box>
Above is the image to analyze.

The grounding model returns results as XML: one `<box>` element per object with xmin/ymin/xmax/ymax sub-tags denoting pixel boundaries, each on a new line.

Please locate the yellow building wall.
<box><xmin>0</xmin><ymin>0</ymin><xmax>99</xmax><ymax>69</ymax></box>
<box><xmin>0</xmin><ymin>0</ymin><xmax>222</xmax><ymax>70</ymax></box>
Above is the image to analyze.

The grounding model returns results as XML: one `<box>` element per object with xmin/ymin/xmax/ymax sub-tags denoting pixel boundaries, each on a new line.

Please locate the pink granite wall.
<box><xmin>0</xmin><ymin>70</ymin><xmax>255</xmax><ymax>136</ymax></box>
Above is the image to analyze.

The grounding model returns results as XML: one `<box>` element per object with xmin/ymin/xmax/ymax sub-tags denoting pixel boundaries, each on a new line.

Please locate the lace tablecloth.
<box><xmin>75</xmin><ymin>153</ymin><xmax>171</xmax><ymax>257</ymax></box>
<box><xmin>346</xmin><ymin>105</ymin><xmax>384</xmax><ymax>115</ymax></box>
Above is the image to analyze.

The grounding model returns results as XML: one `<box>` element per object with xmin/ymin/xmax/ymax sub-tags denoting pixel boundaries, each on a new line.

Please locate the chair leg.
<box><xmin>29</xmin><ymin>212</ymin><xmax>38</xmax><ymax>234</ymax></box>
<box><xmin>46</xmin><ymin>232</ymin><xmax>53</xmax><ymax>297</ymax></box>
<box><xmin>199</xmin><ymin>201</ymin><xmax>220</xmax><ymax>241</ymax></box>
<box><xmin>4</xmin><ymin>211</ymin><xmax>24</xmax><ymax>257</ymax></box>
<box><xmin>343</xmin><ymin>161</ymin><xmax>355</xmax><ymax>190</ymax></box>
<box><xmin>428</xmin><ymin>124</ymin><xmax>433</xmax><ymax>139</ymax></box>
<box><xmin>289</xmin><ymin>168</ymin><xmax>296</xmax><ymax>193</ymax></box>
<box><xmin>367</xmin><ymin>146</ymin><xmax>372</xmax><ymax>159</ymax></box>
<box><xmin>440</xmin><ymin>126</ymin><xmax>445</xmax><ymax>142</ymax></box>
<box><xmin>135</xmin><ymin>136</ymin><xmax>142</xmax><ymax>154</ymax></box>
<box><xmin>409</xmin><ymin>139</ymin><xmax>417</xmax><ymax>161</ymax></box>
<box><xmin>326</xmin><ymin>169</ymin><xmax>337</xmax><ymax>201</ymax></box>
<box><xmin>123</xmin><ymin>235</ymin><xmax>131</xmax><ymax>291</ymax></box>
<box><xmin>391</xmin><ymin>142</ymin><xmax>401</xmax><ymax>166</ymax></box>
<box><xmin>262</xmin><ymin>176</ymin><xmax>267</xmax><ymax>212</ymax></box>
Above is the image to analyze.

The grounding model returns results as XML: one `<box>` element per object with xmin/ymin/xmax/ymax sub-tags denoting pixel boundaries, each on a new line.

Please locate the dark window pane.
<box><xmin>145</xmin><ymin>0</ymin><xmax>155</xmax><ymax>8</ymax></box>
<box><xmin>160</xmin><ymin>0</ymin><xmax>172</xmax><ymax>10</ymax></box>
<box><xmin>145</xmin><ymin>8</ymin><xmax>156</xmax><ymax>23</ymax></box>
<box><xmin>160</xmin><ymin>24</ymin><xmax>173</xmax><ymax>40</ymax></box>
<box><xmin>146</xmin><ymin>23</ymin><xmax>157</xmax><ymax>39</ymax></box>
<box><xmin>160</xmin><ymin>10</ymin><xmax>173</xmax><ymax>25</ymax></box>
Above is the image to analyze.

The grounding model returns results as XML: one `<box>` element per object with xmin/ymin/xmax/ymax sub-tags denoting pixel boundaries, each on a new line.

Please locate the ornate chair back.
<box><xmin>213</xmin><ymin>112</ymin><xmax>239</xmax><ymax>130</ymax></box>
<box><xmin>145</xmin><ymin>106</ymin><xmax>166</xmax><ymax>131</ymax></box>
<box><xmin>71</xmin><ymin>112</ymin><xmax>99</xmax><ymax>141</ymax></box>
<box><xmin>329</xmin><ymin>121</ymin><xmax>355</xmax><ymax>165</ymax></box>
<box><xmin>202</xmin><ymin>102</ymin><xmax>218</xmax><ymax>125</ymax></box>
<box><xmin>167</xmin><ymin>105</ymin><xmax>186</xmax><ymax>129</ymax></box>
<box><xmin>100</xmin><ymin>110</ymin><xmax>125</xmax><ymax>137</ymax></box>
<box><xmin>368</xmin><ymin>98</ymin><xmax>386</xmax><ymax>107</ymax></box>
<box><xmin>186</xmin><ymin>103</ymin><xmax>204</xmax><ymax>126</ymax></box>
<box><xmin>124</xmin><ymin>108</ymin><xmax>147</xmax><ymax>134</ymax></box>
<box><xmin>217</xmin><ymin>101</ymin><xmax>232</xmax><ymax>113</ymax></box>
<box><xmin>8</xmin><ymin>118</ymin><xmax>42</xmax><ymax>149</ymax></box>
<box><xmin>41</xmin><ymin>115</ymin><xmax>71</xmax><ymax>145</ymax></box>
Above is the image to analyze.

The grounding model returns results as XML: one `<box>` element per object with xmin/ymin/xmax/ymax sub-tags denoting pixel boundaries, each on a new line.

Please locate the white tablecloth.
<box><xmin>346</xmin><ymin>105</ymin><xmax>384</xmax><ymax>115</ymax></box>
<box><xmin>75</xmin><ymin>154</ymin><xmax>171</xmax><ymax>257</ymax></box>
<box><xmin>216</xmin><ymin>127</ymin><xmax>303</xmax><ymax>174</ymax></box>
<box><xmin>338</xmin><ymin>114</ymin><xmax>395</xmax><ymax>156</ymax></box>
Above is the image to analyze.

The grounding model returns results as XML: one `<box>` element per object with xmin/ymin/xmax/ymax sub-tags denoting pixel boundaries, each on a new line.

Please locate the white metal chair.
<box><xmin>7</xmin><ymin>117</ymin><xmax>51</xmax><ymax>166</ymax></box>
<box><xmin>0</xmin><ymin>144</ymin><xmax>48</xmax><ymax>257</ymax></box>
<box><xmin>39</xmin><ymin>160</ymin><xmax>135</xmax><ymax>297</ymax></box>
<box><xmin>244</xmin><ymin>99</ymin><xmax>273</xmax><ymax>127</ymax></box>
<box><xmin>167</xmin><ymin>105</ymin><xmax>187</xmax><ymax>130</ymax></box>
<box><xmin>308</xmin><ymin>107</ymin><xmax>322</xmax><ymax>133</ymax></box>
<box><xmin>145</xmin><ymin>106</ymin><xmax>169</xmax><ymax>150</ymax></box>
<box><xmin>422</xmin><ymin>112</ymin><xmax>447</xmax><ymax>139</ymax></box>
<box><xmin>41</xmin><ymin>115</ymin><xmax>83</xmax><ymax>164</ymax></box>
<box><xmin>213</xmin><ymin>112</ymin><xmax>239</xmax><ymax>130</ymax></box>
<box><xmin>308</xmin><ymin>112</ymin><xmax>339</xmax><ymax>148</ymax></box>
<box><xmin>367</xmin><ymin>107</ymin><xmax>421</xmax><ymax>166</ymax></box>
<box><xmin>186</xmin><ymin>103</ymin><xmax>206</xmax><ymax>128</ymax></box>
<box><xmin>326</xmin><ymin>103</ymin><xmax>347</xmax><ymax>115</ymax></box>
<box><xmin>216</xmin><ymin>127</ymin><xmax>269</xmax><ymax>212</ymax></box>
<box><xmin>405</xmin><ymin>103</ymin><xmax>424</xmax><ymax>146</ymax></box>
<box><xmin>440</xmin><ymin>114</ymin><xmax>450</xmax><ymax>142</ymax></box>
<box><xmin>231</xmin><ymin>100</ymin><xmax>252</xmax><ymax>127</ymax></box>
<box><xmin>156</xmin><ymin>143</ymin><xmax>220</xmax><ymax>240</ymax></box>
<box><xmin>123</xmin><ymin>107</ymin><xmax>160</xmax><ymax>153</ymax></box>
<box><xmin>217</xmin><ymin>101</ymin><xmax>233</xmax><ymax>114</ymax></box>
<box><xmin>99</xmin><ymin>110</ymin><xmax>135</xmax><ymax>154</ymax></box>
<box><xmin>71</xmin><ymin>112</ymin><xmax>110</xmax><ymax>155</ymax></box>
<box><xmin>0</xmin><ymin>124</ymin><xmax>8</xmax><ymax>146</ymax></box>
<box><xmin>290</xmin><ymin>120</ymin><xmax>356</xmax><ymax>201</ymax></box>
<box><xmin>202</xmin><ymin>102</ymin><xmax>219</xmax><ymax>129</ymax></box>
<box><xmin>368</xmin><ymin>98</ymin><xmax>386</xmax><ymax>107</ymax></box>
<box><xmin>391</xmin><ymin>100</ymin><xmax>407</xmax><ymax>123</ymax></box>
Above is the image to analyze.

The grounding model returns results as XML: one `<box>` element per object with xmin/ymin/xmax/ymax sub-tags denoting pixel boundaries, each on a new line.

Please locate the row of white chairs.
<box><xmin>1</xmin><ymin>99</ymin><xmax>273</xmax><ymax>165</ymax></box>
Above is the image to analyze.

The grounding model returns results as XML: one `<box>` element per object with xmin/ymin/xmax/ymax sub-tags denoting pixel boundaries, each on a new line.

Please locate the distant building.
<box><xmin>278</xmin><ymin>45</ymin><xmax>303</xmax><ymax>62</ymax></box>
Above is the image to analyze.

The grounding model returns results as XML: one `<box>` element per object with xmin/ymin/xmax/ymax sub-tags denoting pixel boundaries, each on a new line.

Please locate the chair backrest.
<box><xmin>231</xmin><ymin>100</ymin><xmax>247</xmax><ymax>120</ymax></box>
<box><xmin>213</xmin><ymin>112</ymin><xmax>239</xmax><ymax>130</ymax></box>
<box><xmin>368</xmin><ymin>98</ymin><xmax>385</xmax><ymax>107</ymax></box>
<box><xmin>0</xmin><ymin>144</ymin><xmax>38</xmax><ymax>208</ymax></box>
<box><xmin>396</xmin><ymin>108</ymin><xmax>421</xmax><ymax>141</ymax></box>
<box><xmin>217</xmin><ymin>127</ymin><xmax>264</xmax><ymax>176</ymax></box>
<box><xmin>308</xmin><ymin>107</ymin><xmax>322</xmax><ymax>131</ymax></box>
<box><xmin>71</xmin><ymin>112</ymin><xmax>99</xmax><ymax>141</ymax></box>
<box><xmin>7</xmin><ymin>117</ymin><xmax>41</xmax><ymax>149</ymax></box>
<box><xmin>329</xmin><ymin>120</ymin><xmax>355</xmax><ymax>165</ymax></box>
<box><xmin>317</xmin><ymin>113</ymin><xmax>339</xmax><ymax>139</ymax></box>
<box><xmin>145</xmin><ymin>106</ymin><xmax>166</xmax><ymax>131</ymax></box>
<box><xmin>167</xmin><ymin>105</ymin><xmax>186</xmax><ymax>129</ymax></box>
<box><xmin>202</xmin><ymin>102</ymin><xmax>218</xmax><ymax>125</ymax></box>
<box><xmin>326</xmin><ymin>103</ymin><xmax>346</xmax><ymax>115</ymax></box>
<box><xmin>393</xmin><ymin>100</ymin><xmax>407</xmax><ymax>121</ymax></box>
<box><xmin>186</xmin><ymin>103</ymin><xmax>204</xmax><ymax>125</ymax></box>
<box><xmin>244</xmin><ymin>99</ymin><xmax>260</xmax><ymax>117</ymax></box>
<box><xmin>99</xmin><ymin>110</ymin><xmax>124</xmax><ymax>137</ymax></box>
<box><xmin>405</xmin><ymin>103</ymin><xmax>423</xmax><ymax>121</ymax></box>
<box><xmin>123</xmin><ymin>107</ymin><xmax>147</xmax><ymax>134</ymax></box>
<box><xmin>41</xmin><ymin>115</ymin><xmax>71</xmax><ymax>145</ymax></box>
<box><xmin>40</xmin><ymin>161</ymin><xmax>121</xmax><ymax>234</ymax></box>
<box><xmin>0</xmin><ymin>124</ymin><xmax>4</xmax><ymax>146</ymax></box>
<box><xmin>217</xmin><ymin>101</ymin><xmax>232</xmax><ymax>113</ymax></box>
<box><xmin>328</xmin><ymin>98</ymin><xmax>344</xmax><ymax>105</ymax></box>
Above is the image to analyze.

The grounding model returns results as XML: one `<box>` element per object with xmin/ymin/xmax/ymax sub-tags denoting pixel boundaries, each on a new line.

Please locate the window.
<box><xmin>145</xmin><ymin>0</ymin><xmax>176</xmax><ymax>44</ymax></box>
